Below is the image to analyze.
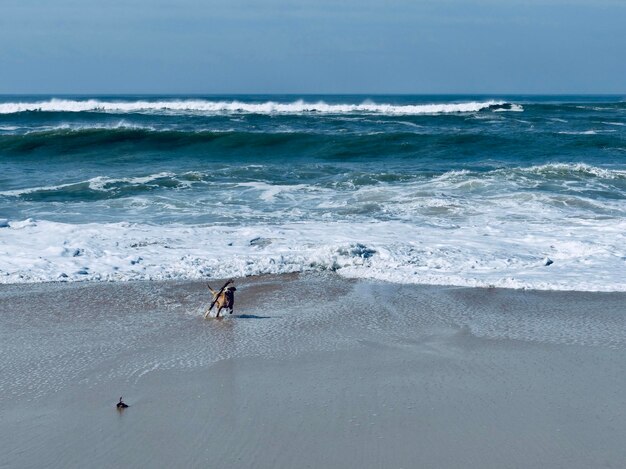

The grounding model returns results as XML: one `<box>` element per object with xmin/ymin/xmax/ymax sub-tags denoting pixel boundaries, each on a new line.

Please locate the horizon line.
<box><xmin>0</xmin><ymin>92</ymin><xmax>624</xmax><ymax>97</ymax></box>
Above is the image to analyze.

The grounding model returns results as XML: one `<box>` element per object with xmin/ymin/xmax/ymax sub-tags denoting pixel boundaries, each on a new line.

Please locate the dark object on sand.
<box><xmin>116</xmin><ymin>397</ymin><xmax>129</xmax><ymax>409</ymax></box>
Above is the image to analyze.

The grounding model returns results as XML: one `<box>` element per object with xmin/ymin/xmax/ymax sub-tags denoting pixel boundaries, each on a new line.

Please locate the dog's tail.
<box><xmin>207</xmin><ymin>283</ymin><xmax>217</xmax><ymax>295</ymax></box>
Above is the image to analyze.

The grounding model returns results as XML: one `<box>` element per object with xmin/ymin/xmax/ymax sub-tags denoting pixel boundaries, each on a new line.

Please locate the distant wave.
<box><xmin>0</xmin><ymin>127</ymin><xmax>508</xmax><ymax>157</ymax></box>
<box><xmin>0</xmin><ymin>99</ymin><xmax>514</xmax><ymax>115</ymax></box>
<box><xmin>1</xmin><ymin>126</ymin><xmax>619</xmax><ymax>162</ymax></box>
<box><xmin>0</xmin><ymin>128</ymin><xmax>324</xmax><ymax>155</ymax></box>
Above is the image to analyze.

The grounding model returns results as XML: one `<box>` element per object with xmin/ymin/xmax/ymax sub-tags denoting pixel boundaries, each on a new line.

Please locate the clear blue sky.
<box><xmin>1</xmin><ymin>0</ymin><xmax>624</xmax><ymax>94</ymax></box>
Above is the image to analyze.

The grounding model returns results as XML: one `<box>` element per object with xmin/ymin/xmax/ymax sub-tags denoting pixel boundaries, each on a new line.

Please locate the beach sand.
<box><xmin>1</xmin><ymin>274</ymin><xmax>625</xmax><ymax>468</ymax></box>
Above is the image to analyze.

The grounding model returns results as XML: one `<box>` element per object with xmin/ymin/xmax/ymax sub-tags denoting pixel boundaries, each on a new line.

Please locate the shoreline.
<box><xmin>2</xmin><ymin>273</ymin><xmax>625</xmax><ymax>468</ymax></box>
<box><xmin>4</xmin><ymin>270</ymin><xmax>626</xmax><ymax>294</ymax></box>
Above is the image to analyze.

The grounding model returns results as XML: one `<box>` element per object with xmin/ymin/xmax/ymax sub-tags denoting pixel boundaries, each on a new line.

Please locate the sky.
<box><xmin>1</xmin><ymin>0</ymin><xmax>624</xmax><ymax>94</ymax></box>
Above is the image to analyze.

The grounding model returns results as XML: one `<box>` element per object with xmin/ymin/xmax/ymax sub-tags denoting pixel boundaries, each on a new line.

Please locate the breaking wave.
<box><xmin>0</xmin><ymin>99</ymin><xmax>514</xmax><ymax>115</ymax></box>
<box><xmin>0</xmin><ymin>127</ymin><xmax>511</xmax><ymax>157</ymax></box>
<box><xmin>2</xmin><ymin>95</ymin><xmax>624</xmax><ymax>291</ymax></box>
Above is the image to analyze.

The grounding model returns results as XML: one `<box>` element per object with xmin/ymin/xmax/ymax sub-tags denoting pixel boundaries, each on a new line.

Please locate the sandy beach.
<box><xmin>1</xmin><ymin>274</ymin><xmax>625</xmax><ymax>468</ymax></box>
<box><xmin>3</xmin><ymin>0</ymin><xmax>625</xmax><ymax>467</ymax></box>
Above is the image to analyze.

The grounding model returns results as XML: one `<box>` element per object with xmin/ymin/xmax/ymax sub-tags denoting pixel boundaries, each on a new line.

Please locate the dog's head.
<box><xmin>225</xmin><ymin>286</ymin><xmax>237</xmax><ymax>293</ymax></box>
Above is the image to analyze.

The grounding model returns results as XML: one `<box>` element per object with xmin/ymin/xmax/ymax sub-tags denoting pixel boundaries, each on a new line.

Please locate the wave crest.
<box><xmin>0</xmin><ymin>99</ymin><xmax>512</xmax><ymax>115</ymax></box>
<box><xmin>521</xmin><ymin>163</ymin><xmax>626</xmax><ymax>180</ymax></box>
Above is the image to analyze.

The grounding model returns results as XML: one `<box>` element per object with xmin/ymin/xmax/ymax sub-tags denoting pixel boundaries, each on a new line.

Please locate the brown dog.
<box><xmin>204</xmin><ymin>280</ymin><xmax>236</xmax><ymax>319</ymax></box>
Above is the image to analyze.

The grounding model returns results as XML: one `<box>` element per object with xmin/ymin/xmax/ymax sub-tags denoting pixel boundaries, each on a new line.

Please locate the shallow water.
<box><xmin>2</xmin><ymin>274</ymin><xmax>625</xmax><ymax>402</ymax></box>
<box><xmin>2</xmin><ymin>275</ymin><xmax>625</xmax><ymax>468</ymax></box>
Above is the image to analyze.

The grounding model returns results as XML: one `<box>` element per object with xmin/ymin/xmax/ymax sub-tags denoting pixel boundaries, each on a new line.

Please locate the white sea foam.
<box><xmin>558</xmin><ymin>130</ymin><xmax>598</xmax><ymax>135</ymax></box>
<box><xmin>493</xmin><ymin>103</ymin><xmax>524</xmax><ymax>112</ymax></box>
<box><xmin>1</xmin><ymin>216</ymin><xmax>625</xmax><ymax>291</ymax></box>
<box><xmin>521</xmin><ymin>163</ymin><xmax>626</xmax><ymax>179</ymax></box>
<box><xmin>236</xmin><ymin>181</ymin><xmax>321</xmax><ymax>202</ymax></box>
<box><xmin>2</xmin><ymin>162</ymin><xmax>625</xmax><ymax>290</ymax></box>
<box><xmin>558</xmin><ymin>130</ymin><xmax>618</xmax><ymax>135</ymax></box>
<box><xmin>0</xmin><ymin>99</ymin><xmax>510</xmax><ymax>116</ymax></box>
<box><xmin>24</xmin><ymin>121</ymin><xmax>159</xmax><ymax>133</ymax></box>
<box><xmin>88</xmin><ymin>172</ymin><xmax>177</xmax><ymax>191</ymax></box>
<box><xmin>0</xmin><ymin>172</ymin><xmax>177</xmax><ymax>197</ymax></box>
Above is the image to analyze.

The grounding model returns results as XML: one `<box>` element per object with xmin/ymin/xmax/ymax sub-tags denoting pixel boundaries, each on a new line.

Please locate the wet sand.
<box><xmin>1</xmin><ymin>274</ymin><xmax>625</xmax><ymax>468</ymax></box>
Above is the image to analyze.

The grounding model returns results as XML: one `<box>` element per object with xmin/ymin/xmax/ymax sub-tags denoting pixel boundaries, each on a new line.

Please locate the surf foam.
<box><xmin>1</xmin><ymin>217</ymin><xmax>625</xmax><ymax>291</ymax></box>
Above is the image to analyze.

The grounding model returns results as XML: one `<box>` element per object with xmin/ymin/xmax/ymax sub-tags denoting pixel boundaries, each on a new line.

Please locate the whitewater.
<box><xmin>1</xmin><ymin>95</ymin><xmax>625</xmax><ymax>290</ymax></box>
<box><xmin>0</xmin><ymin>98</ymin><xmax>512</xmax><ymax>115</ymax></box>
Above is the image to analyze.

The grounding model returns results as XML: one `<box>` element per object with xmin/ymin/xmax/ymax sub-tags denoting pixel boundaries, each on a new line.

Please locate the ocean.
<box><xmin>0</xmin><ymin>95</ymin><xmax>624</xmax><ymax>290</ymax></box>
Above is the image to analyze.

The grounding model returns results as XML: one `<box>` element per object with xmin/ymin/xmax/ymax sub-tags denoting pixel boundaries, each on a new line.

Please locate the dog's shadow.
<box><xmin>234</xmin><ymin>314</ymin><xmax>272</xmax><ymax>320</ymax></box>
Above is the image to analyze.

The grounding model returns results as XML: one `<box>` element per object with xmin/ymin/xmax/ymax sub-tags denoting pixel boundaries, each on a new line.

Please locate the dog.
<box><xmin>204</xmin><ymin>280</ymin><xmax>236</xmax><ymax>319</ymax></box>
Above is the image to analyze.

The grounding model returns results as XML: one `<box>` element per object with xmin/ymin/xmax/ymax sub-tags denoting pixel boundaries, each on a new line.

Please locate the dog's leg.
<box><xmin>204</xmin><ymin>292</ymin><xmax>219</xmax><ymax>319</ymax></box>
<box><xmin>216</xmin><ymin>306</ymin><xmax>223</xmax><ymax>318</ymax></box>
